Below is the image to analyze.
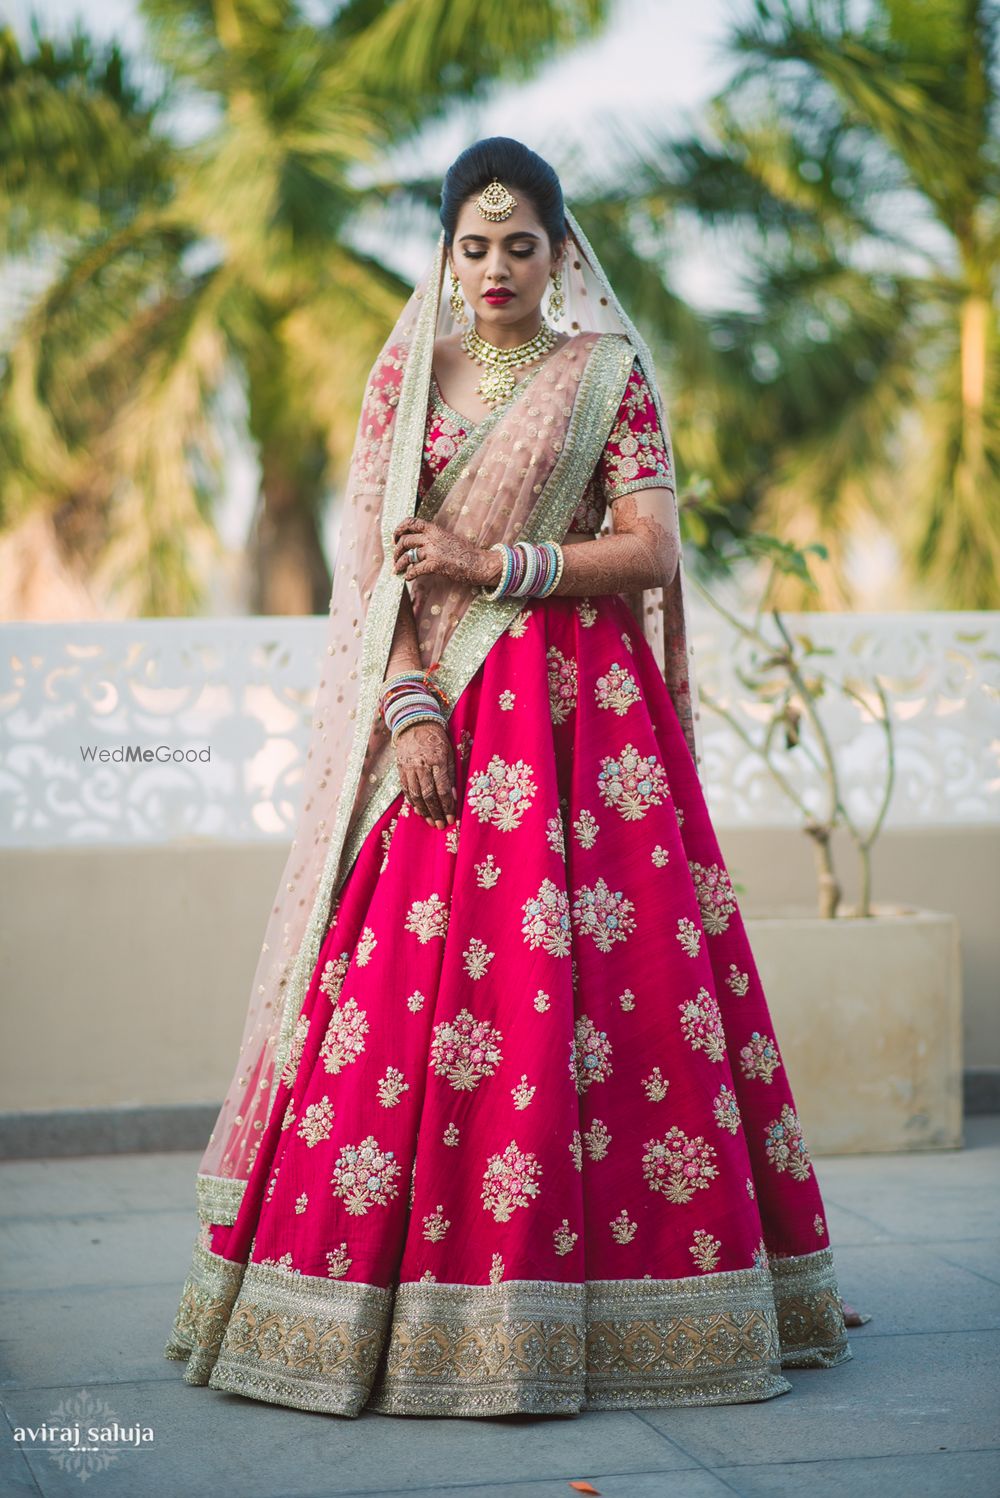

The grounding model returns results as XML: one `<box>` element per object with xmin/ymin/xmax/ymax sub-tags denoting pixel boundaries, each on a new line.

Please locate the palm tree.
<box><xmin>615</xmin><ymin>0</ymin><xmax>1000</xmax><ymax>609</ymax></box>
<box><xmin>0</xmin><ymin>0</ymin><xmax>612</xmax><ymax>617</ymax></box>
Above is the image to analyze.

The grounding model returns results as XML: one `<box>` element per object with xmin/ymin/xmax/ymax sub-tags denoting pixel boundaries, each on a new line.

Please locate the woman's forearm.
<box><xmin>385</xmin><ymin>583</ymin><xmax>423</xmax><ymax>677</ymax></box>
<box><xmin>548</xmin><ymin>531</ymin><xmax>674</xmax><ymax>596</ymax></box>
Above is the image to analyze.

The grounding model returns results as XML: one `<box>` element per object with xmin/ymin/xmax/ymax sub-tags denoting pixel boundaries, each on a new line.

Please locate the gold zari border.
<box><xmin>195</xmin><ymin>1173</ymin><xmax>244</xmax><ymax>1227</ymax></box>
<box><xmin>166</xmin><ymin>1245</ymin><xmax>850</xmax><ymax>1417</ymax></box>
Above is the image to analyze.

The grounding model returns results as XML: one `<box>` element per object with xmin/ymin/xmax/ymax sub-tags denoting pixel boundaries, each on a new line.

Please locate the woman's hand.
<box><xmin>393</xmin><ymin>717</ymin><xmax>457</xmax><ymax>828</ymax></box>
<box><xmin>392</xmin><ymin>516</ymin><xmax>500</xmax><ymax>588</ymax></box>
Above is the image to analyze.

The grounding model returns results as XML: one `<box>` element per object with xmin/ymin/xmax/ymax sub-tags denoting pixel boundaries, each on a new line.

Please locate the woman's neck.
<box><xmin>471</xmin><ymin>311</ymin><xmax>544</xmax><ymax>350</ymax></box>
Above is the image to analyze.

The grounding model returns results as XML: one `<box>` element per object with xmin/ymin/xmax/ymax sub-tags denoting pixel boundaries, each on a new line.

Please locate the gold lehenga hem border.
<box><xmin>164</xmin><ymin>1243</ymin><xmax>849</xmax><ymax>1418</ymax></box>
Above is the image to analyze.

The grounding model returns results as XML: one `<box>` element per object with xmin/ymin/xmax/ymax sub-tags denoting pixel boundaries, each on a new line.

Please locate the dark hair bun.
<box><xmin>440</xmin><ymin>137</ymin><xmax>567</xmax><ymax>247</ymax></box>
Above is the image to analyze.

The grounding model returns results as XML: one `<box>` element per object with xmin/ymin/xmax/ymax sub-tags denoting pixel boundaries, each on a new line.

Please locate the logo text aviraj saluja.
<box><xmin>79</xmin><ymin>745</ymin><xmax>211</xmax><ymax>763</ymax></box>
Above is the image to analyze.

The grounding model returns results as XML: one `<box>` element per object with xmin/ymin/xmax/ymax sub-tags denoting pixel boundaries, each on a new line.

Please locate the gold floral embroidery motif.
<box><xmin>651</xmin><ymin>844</ymin><xmax>669</xmax><ymax>866</ymax></box>
<box><xmin>642</xmin><ymin>1066</ymin><xmax>670</xmax><ymax>1102</ymax></box>
<box><xmin>422</xmin><ymin>1204</ymin><xmax>451</xmax><ymax>1243</ymax></box>
<box><xmin>297</xmin><ymin>1096</ymin><xmax>335</xmax><ymax>1148</ymax></box>
<box><xmin>405</xmin><ymin>893</ymin><xmax>449</xmax><ymax>944</ymax></box>
<box><xmin>726</xmin><ymin>965</ymin><xmax>750</xmax><ymax>997</ymax></box>
<box><xmin>571</xmin><ymin>876</ymin><xmax>637</xmax><ymax>951</ymax></box>
<box><xmin>534</xmin><ymin>989</ymin><xmax>551</xmax><ymax>1012</ymax></box>
<box><xmin>619</xmin><ymin>987</ymin><xmax>636</xmax><ymax>1011</ymax></box>
<box><xmin>462</xmin><ymin>937</ymin><xmax>495</xmax><ymax>979</ymax></box>
<box><xmin>319</xmin><ymin>952</ymin><xmax>350</xmax><ymax>1003</ymax></box>
<box><xmin>279</xmin><ymin>1014</ymin><xmax>310</xmax><ymax>1088</ymax></box>
<box><xmin>488</xmin><ymin>1252</ymin><xmax>504</xmax><ymax>1283</ymax></box>
<box><xmin>569</xmin><ymin>1130</ymin><xmax>583</xmax><ymax>1171</ymax></box>
<box><xmin>610</xmin><ymin>1208</ymin><xmax>637</xmax><ymax>1244</ymax></box>
<box><xmin>545</xmin><ymin>812</ymin><xmax>566</xmax><ymax>859</ymax></box>
<box><xmin>330</xmin><ymin>1135</ymin><xmax>402</xmax><ymax>1214</ymax></box>
<box><xmin>573</xmin><ymin>809</ymin><xmax>599</xmax><ymax>848</ymax></box>
<box><xmin>679</xmin><ymin>986</ymin><xmax>727</xmax><ymax>1062</ymax></box>
<box><xmin>406</xmin><ymin>989</ymin><xmax>425</xmax><ymax>1013</ymax></box>
<box><xmin>377</xmin><ymin>1066</ymin><xmax>410</xmax><ymax>1107</ymax></box>
<box><xmin>584</xmin><ymin>1119</ymin><xmax>612</xmax><ymax>1160</ymax></box>
<box><xmin>467</xmin><ymin>755</ymin><xmax>538</xmax><ymax>831</ymax></box>
<box><xmin>507</xmin><ymin>609</ymin><xmax>532</xmax><ymax>638</ymax></box>
<box><xmin>356</xmin><ymin>926</ymin><xmax>378</xmax><ymax>965</ymax></box>
<box><xmin>676</xmin><ymin>916</ymin><xmax>702</xmax><ymax>957</ymax></box>
<box><xmin>547</xmin><ymin>646</ymin><xmax>578</xmax><ymax>725</ymax></box>
<box><xmin>326</xmin><ymin>1242</ymin><xmax>352</xmax><ymax>1277</ymax></box>
<box><xmin>257</xmin><ymin>1250</ymin><xmax>298</xmax><ymax>1273</ymax></box>
<box><xmin>764</xmin><ymin>1104</ymin><xmax>813</xmax><ymax>1182</ymax></box>
<box><xmin>576</xmin><ymin>597</ymin><xmax>598</xmax><ymax>627</ymax></box>
<box><xmin>642</xmin><ymin>1126</ymin><xmax>720</xmax><ymax>1204</ymax></box>
<box><xmin>319</xmin><ymin>997</ymin><xmax>369</xmax><ymax>1074</ymax></box>
<box><xmin>689</xmin><ymin>860</ymin><xmax>738</xmax><ymax>936</ymax></box>
<box><xmin>740</xmin><ymin>1032</ymin><xmax>782</xmax><ymax>1083</ymax></box>
<box><xmin>511</xmin><ymin>1074</ymin><xmax>536</xmax><ymax>1109</ymax></box>
<box><xmin>597</xmin><ymin>744</ymin><xmax>670</xmax><ymax>821</ymax></box>
<box><xmin>430</xmin><ymin>1008</ymin><xmax>504</xmax><ymax>1091</ymax></box>
<box><xmin>481</xmin><ymin>1141</ymin><xmax>542</xmax><ymax>1222</ymax></box>
<box><xmin>594</xmin><ymin>662</ymin><xmax>641</xmax><ymax>715</ymax></box>
<box><xmin>713</xmin><ymin>1084</ymin><xmax>742</xmax><ymax>1133</ymax></box>
<box><xmin>521</xmin><ymin>878</ymin><xmax>572</xmax><ymax>957</ymax></box>
<box><xmin>475</xmin><ymin>853</ymin><xmax>501</xmax><ymax>887</ymax></box>
<box><xmin>553</xmin><ymin>1218</ymin><xmax>578</xmax><ymax>1256</ymax></box>
<box><xmin>295</xmin><ymin>1193</ymin><xmax>308</xmax><ymax>1214</ymax></box>
<box><xmin>499</xmin><ymin>689</ymin><xmax>516</xmax><ymax>710</ymax></box>
<box><xmin>690</xmin><ymin>1229</ymin><xmax>722</xmax><ymax>1272</ymax></box>
<box><xmin>571</xmin><ymin>1015</ymin><xmax>614</xmax><ymax>1094</ymax></box>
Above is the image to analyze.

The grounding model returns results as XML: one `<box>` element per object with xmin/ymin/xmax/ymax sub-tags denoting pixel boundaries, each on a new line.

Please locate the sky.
<box><xmin>4</xmin><ymin>0</ymin><xmax>750</xmax><ymax>590</ymax></box>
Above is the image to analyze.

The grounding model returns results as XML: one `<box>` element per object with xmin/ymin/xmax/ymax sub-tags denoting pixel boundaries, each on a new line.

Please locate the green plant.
<box><xmin>684</xmin><ymin>489</ymin><xmax>896</xmax><ymax>917</ymax></box>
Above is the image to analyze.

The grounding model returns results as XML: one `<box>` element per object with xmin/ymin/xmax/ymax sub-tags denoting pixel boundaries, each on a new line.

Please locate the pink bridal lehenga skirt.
<box><xmin>165</xmin><ymin>592</ymin><xmax>852</xmax><ymax>1417</ymax></box>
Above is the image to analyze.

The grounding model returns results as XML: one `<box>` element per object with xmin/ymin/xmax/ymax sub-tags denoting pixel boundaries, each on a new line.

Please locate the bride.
<box><xmin>165</xmin><ymin>136</ymin><xmax>860</xmax><ymax>1417</ymax></box>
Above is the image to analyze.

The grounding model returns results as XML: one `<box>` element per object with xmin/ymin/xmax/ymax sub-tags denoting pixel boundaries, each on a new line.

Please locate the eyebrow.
<box><xmin>458</xmin><ymin>231</ymin><xmax>541</xmax><ymax>243</ymax></box>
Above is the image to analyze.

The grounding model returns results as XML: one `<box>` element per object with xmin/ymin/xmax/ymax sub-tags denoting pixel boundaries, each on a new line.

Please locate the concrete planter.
<box><xmin>744</xmin><ymin>905</ymin><xmax>963</xmax><ymax>1155</ymax></box>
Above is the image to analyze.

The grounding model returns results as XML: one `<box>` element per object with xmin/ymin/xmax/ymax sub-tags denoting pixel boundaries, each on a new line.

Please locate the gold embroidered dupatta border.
<box><xmin>336</xmin><ymin>332</ymin><xmax>635</xmax><ymax>900</ymax></box>
<box><xmin>264</xmin><ymin>331</ymin><xmax>635</xmax><ymax>1131</ymax></box>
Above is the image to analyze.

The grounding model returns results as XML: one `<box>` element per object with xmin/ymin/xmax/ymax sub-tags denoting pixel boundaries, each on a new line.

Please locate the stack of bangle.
<box><xmin>482</xmin><ymin>540</ymin><xmax>565</xmax><ymax>600</ymax></box>
<box><xmin>379</xmin><ymin>667</ymin><xmax>450</xmax><ymax>742</ymax></box>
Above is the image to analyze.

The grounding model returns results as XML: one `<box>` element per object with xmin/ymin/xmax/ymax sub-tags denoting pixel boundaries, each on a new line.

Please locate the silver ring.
<box><xmin>407</xmin><ymin>547</ymin><xmax>421</xmax><ymax>564</ymax></box>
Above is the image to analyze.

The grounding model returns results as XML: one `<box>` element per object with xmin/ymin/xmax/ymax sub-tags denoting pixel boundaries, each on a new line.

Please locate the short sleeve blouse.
<box><xmin>565</xmin><ymin>357</ymin><xmax>674</xmax><ymax>533</ymax></box>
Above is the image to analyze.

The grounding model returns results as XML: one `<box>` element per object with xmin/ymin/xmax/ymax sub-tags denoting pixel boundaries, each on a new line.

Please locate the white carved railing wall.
<box><xmin>1</xmin><ymin>611</ymin><xmax>997</xmax><ymax>847</ymax></box>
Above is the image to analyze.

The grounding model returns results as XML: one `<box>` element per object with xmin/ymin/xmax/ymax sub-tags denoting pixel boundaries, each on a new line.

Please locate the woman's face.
<box><xmin>448</xmin><ymin>191</ymin><xmax>564</xmax><ymax>332</ymax></box>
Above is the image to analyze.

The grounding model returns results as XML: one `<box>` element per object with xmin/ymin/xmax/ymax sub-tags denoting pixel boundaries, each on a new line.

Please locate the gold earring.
<box><xmin>548</xmin><ymin>266</ymin><xmax>565</xmax><ymax>322</ymax></box>
<box><xmin>449</xmin><ymin>271</ymin><xmax>467</xmax><ymax>324</ymax></box>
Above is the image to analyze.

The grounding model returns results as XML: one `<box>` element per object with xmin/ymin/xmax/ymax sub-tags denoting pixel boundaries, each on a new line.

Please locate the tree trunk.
<box><xmin>248</xmin><ymin>454</ymin><xmax>332</xmax><ymax>616</ymax></box>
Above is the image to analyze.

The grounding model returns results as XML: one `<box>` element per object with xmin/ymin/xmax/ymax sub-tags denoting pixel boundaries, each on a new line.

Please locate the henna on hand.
<box><xmin>393</xmin><ymin>717</ymin><xmax>457</xmax><ymax>828</ymax></box>
<box><xmin>391</xmin><ymin>516</ymin><xmax>497</xmax><ymax>587</ymax></box>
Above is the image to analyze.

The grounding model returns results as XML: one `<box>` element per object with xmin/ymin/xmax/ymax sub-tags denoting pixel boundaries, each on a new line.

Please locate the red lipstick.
<box><xmin>484</xmin><ymin>289</ymin><xmax>514</xmax><ymax>304</ymax></box>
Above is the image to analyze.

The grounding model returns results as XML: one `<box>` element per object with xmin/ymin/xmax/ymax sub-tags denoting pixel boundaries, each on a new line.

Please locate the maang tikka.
<box><xmin>476</xmin><ymin>179</ymin><xmax>517</xmax><ymax>221</ymax></box>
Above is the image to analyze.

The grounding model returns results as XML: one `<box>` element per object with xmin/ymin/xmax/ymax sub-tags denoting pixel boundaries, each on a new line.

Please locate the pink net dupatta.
<box><xmin>193</xmin><ymin>216</ymin><xmax>704</xmax><ymax>1229</ymax></box>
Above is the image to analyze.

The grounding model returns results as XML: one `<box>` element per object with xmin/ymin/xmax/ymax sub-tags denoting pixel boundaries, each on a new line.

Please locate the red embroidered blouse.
<box><xmin>421</xmin><ymin>356</ymin><xmax>673</xmax><ymax>533</ymax></box>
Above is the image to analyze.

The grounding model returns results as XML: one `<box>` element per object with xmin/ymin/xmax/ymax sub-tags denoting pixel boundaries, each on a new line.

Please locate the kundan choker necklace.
<box><xmin>461</xmin><ymin>320</ymin><xmax>558</xmax><ymax>405</ymax></box>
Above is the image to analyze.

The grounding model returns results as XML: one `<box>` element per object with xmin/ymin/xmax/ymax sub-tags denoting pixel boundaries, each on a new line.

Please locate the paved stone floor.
<box><xmin>1</xmin><ymin>1118</ymin><xmax>998</xmax><ymax>1498</ymax></box>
